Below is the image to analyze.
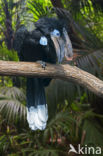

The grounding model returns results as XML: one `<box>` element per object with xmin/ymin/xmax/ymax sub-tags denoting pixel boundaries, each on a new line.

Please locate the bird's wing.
<box><xmin>13</xmin><ymin>26</ymin><xmax>29</xmax><ymax>54</ymax></box>
<box><xmin>13</xmin><ymin>27</ymin><xmax>43</xmax><ymax>61</ymax></box>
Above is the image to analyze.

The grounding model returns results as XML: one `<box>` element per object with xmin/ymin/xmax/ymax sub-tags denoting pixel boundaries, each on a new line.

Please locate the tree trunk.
<box><xmin>0</xmin><ymin>60</ymin><xmax>103</xmax><ymax>98</ymax></box>
<box><xmin>50</xmin><ymin>0</ymin><xmax>63</xmax><ymax>8</ymax></box>
<box><xmin>3</xmin><ymin>0</ymin><xmax>13</xmax><ymax>50</ymax></box>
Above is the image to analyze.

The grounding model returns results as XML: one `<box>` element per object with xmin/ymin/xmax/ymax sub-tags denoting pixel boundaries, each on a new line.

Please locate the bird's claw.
<box><xmin>41</xmin><ymin>61</ymin><xmax>46</xmax><ymax>69</ymax></box>
<box><xmin>37</xmin><ymin>61</ymin><xmax>46</xmax><ymax>70</ymax></box>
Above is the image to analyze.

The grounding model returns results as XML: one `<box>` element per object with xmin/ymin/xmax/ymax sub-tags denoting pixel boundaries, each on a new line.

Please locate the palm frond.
<box><xmin>54</xmin><ymin>8</ymin><xmax>103</xmax><ymax>50</ymax></box>
<box><xmin>43</xmin><ymin>111</ymin><xmax>75</xmax><ymax>143</ymax></box>
<box><xmin>0</xmin><ymin>98</ymin><xmax>26</xmax><ymax>122</ymax></box>
<box><xmin>76</xmin><ymin>49</ymin><xmax>103</xmax><ymax>78</ymax></box>
<box><xmin>21</xmin><ymin>148</ymin><xmax>66</xmax><ymax>156</ymax></box>
<box><xmin>63</xmin><ymin>0</ymin><xmax>103</xmax><ymax>15</ymax></box>
<box><xmin>0</xmin><ymin>87</ymin><xmax>25</xmax><ymax>101</ymax></box>
<box><xmin>0</xmin><ymin>87</ymin><xmax>26</xmax><ymax>123</ymax></box>
<box><xmin>27</xmin><ymin>0</ymin><xmax>53</xmax><ymax>22</ymax></box>
<box><xmin>82</xmin><ymin>119</ymin><xmax>103</xmax><ymax>146</ymax></box>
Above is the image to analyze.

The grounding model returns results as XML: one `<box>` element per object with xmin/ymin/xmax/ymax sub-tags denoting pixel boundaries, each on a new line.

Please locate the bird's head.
<box><xmin>35</xmin><ymin>17</ymin><xmax>73</xmax><ymax>63</ymax></box>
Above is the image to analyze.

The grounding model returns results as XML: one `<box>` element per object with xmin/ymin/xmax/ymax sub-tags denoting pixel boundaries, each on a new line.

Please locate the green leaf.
<box><xmin>82</xmin><ymin>119</ymin><xmax>103</xmax><ymax>146</ymax></box>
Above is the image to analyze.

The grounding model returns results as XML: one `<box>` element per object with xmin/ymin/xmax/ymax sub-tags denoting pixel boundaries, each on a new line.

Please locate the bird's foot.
<box><xmin>41</xmin><ymin>61</ymin><xmax>46</xmax><ymax>69</ymax></box>
<box><xmin>37</xmin><ymin>61</ymin><xmax>46</xmax><ymax>70</ymax></box>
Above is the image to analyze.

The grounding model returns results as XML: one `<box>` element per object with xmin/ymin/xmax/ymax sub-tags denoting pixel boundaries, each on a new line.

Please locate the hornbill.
<box><xmin>13</xmin><ymin>17</ymin><xmax>73</xmax><ymax>130</ymax></box>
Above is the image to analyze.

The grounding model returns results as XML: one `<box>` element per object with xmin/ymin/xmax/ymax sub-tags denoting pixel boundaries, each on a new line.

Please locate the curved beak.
<box><xmin>50</xmin><ymin>28</ymin><xmax>73</xmax><ymax>63</ymax></box>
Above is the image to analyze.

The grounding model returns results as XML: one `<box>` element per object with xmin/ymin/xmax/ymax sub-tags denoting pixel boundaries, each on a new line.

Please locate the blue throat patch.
<box><xmin>39</xmin><ymin>36</ymin><xmax>48</xmax><ymax>46</ymax></box>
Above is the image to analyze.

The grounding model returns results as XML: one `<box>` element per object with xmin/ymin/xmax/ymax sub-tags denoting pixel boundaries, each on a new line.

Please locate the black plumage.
<box><xmin>13</xmin><ymin>17</ymin><xmax>73</xmax><ymax>130</ymax></box>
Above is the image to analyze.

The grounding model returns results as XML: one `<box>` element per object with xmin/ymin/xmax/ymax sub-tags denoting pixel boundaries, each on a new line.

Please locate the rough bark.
<box><xmin>0</xmin><ymin>60</ymin><xmax>103</xmax><ymax>98</ymax></box>
<box><xmin>3</xmin><ymin>0</ymin><xmax>13</xmax><ymax>50</ymax></box>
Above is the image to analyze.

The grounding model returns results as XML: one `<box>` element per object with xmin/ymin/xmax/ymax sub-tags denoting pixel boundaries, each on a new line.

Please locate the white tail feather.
<box><xmin>27</xmin><ymin>104</ymin><xmax>48</xmax><ymax>130</ymax></box>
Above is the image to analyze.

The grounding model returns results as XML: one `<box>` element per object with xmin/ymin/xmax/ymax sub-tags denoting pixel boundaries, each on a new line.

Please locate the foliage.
<box><xmin>0</xmin><ymin>45</ymin><xmax>18</xmax><ymax>61</ymax></box>
<box><xmin>0</xmin><ymin>0</ymin><xmax>25</xmax><ymax>49</ymax></box>
<box><xmin>0</xmin><ymin>0</ymin><xmax>103</xmax><ymax>155</ymax></box>
<box><xmin>0</xmin><ymin>87</ymin><xmax>26</xmax><ymax>123</ymax></box>
<box><xmin>26</xmin><ymin>0</ymin><xmax>53</xmax><ymax>22</ymax></box>
<box><xmin>62</xmin><ymin>0</ymin><xmax>103</xmax><ymax>42</ymax></box>
<box><xmin>0</xmin><ymin>92</ymin><xmax>103</xmax><ymax>155</ymax></box>
<box><xmin>0</xmin><ymin>45</ymin><xmax>19</xmax><ymax>87</ymax></box>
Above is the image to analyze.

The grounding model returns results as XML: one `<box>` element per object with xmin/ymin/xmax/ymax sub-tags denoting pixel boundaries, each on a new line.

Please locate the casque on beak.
<box><xmin>50</xmin><ymin>28</ymin><xmax>73</xmax><ymax>63</ymax></box>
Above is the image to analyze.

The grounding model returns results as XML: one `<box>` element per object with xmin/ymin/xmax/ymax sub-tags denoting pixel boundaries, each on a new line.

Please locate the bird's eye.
<box><xmin>50</xmin><ymin>29</ymin><xmax>60</xmax><ymax>37</ymax></box>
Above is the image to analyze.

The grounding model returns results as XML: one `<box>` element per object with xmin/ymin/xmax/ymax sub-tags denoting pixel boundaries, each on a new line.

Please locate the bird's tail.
<box><xmin>26</xmin><ymin>78</ymin><xmax>48</xmax><ymax>130</ymax></box>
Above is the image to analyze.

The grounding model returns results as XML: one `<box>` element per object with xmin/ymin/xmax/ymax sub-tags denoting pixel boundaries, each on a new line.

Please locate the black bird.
<box><xmin>13</xmin><ymin>17</ymin><xmax>73</xmax><ymax>130</ymax></box>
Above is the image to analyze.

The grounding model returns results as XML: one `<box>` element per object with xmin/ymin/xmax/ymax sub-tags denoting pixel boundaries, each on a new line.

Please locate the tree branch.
<box><xmin>0</xmin><ymin>60</ymin><xmax>103</xmax><ymax>98</ymax></box>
